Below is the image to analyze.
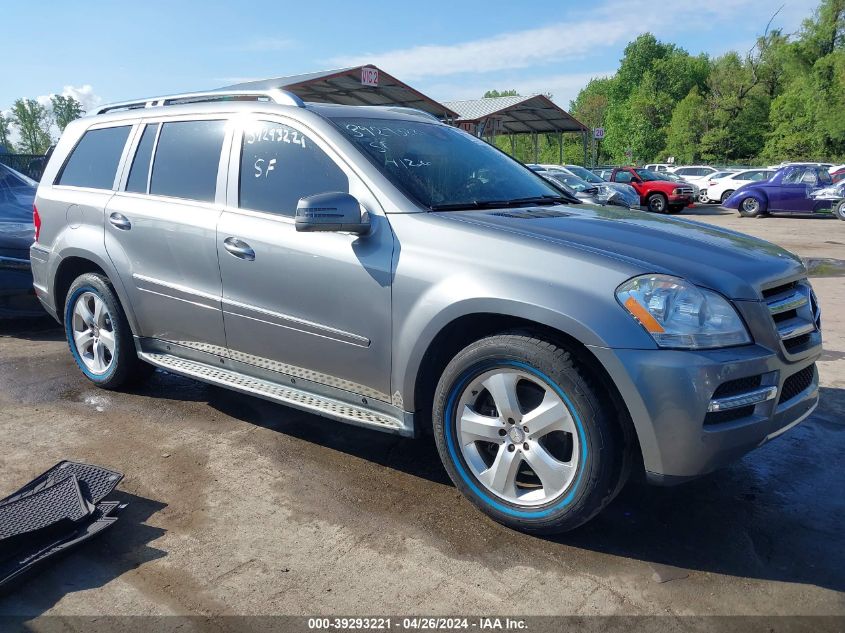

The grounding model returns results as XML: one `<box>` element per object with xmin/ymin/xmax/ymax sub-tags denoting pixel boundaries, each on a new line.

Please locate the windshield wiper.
<box><xmin>429</xmin><ymin>194</ymin><xmax>571</xmax><ymax>211</ymax></box>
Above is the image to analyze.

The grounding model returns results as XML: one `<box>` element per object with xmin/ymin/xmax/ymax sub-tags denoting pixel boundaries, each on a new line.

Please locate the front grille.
<box><xmin>763</xmin><ymin>279</ymin><xmax>819</xmax><ymax>353</ymax></box>
<box><xmin>778</xmin><ymin>364</ymin><xmax>815</xmax><ymax>405</ymax></box>
<box><xmin>762</xmin><ymin>281</ymin><xmax>797</xmax><ymax>299</ymax></box>
<box><xmin>712</xmin><ymin>375</ymin><xmax>763</xmax><ymax>398</ymax></box>
<box><xmin>705</xmin><ymin>406</ymin><xmax>756</xmax><ymax>425</ymax></box>
<box><xmin>675</xmin><ymin>187</ymin><xmax>693</xmax><ymax>196</ymax></box>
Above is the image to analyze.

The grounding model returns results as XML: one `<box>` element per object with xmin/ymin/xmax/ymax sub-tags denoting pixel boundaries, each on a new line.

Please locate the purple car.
<box><xmin>723</xmin><ymin>164</ymin><xmax>836</xmax><ymax>218</ymax></box>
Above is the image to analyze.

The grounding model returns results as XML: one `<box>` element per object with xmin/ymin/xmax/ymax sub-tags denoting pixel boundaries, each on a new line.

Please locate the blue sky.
<box><xmin>3</xmin><ymin>0</ymin><xmax>821</xmax><ymax>116</ymax></box>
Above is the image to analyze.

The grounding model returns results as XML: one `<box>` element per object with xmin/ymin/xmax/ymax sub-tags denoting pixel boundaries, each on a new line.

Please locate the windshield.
<box><xmin>633</xmin><ymin>169</ymin><xmax>665</xmax><ymax>182</ymax></box>
<box><xmin>564</xmin><ymin>165</ymin><xmax>603</xmax><ymax>184</ymax></box>
<box><xmin>546</xmin><ymin>172</ymin><xmax>592</xmax><ymax>192</ymax></box>
<box><xmin>333</xmin><ymin>118</ymin><xmax>562</xmax><ymax>209</ymax></box>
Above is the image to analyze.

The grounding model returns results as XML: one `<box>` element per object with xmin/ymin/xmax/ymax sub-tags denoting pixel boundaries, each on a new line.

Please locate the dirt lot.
<box><xmin>0</xmin><ymin>208</ymin><xmax>843</xmax><ymax>619</ymax></box>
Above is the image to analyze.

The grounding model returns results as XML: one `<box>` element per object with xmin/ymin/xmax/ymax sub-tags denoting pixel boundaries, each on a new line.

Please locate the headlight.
<box><xmin>616</xmin><ymin>275</ymin><xmax>751</xmax><ymax>349</ymax></box>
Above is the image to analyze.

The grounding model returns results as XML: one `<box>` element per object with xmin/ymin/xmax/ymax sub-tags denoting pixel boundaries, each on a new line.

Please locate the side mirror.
<box><xmin>295</xmin><ymin>192</ymin><xmax>370</xmax><ymax>235</ymax></box>
<box><xmin>631</xmin><ymin>176</ymin><xmax>642</xmax><ymax>184</ymax></box>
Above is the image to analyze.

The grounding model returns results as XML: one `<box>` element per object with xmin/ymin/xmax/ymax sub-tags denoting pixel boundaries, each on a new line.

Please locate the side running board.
<box><xmin>138</xmin><ymin>352</ymin><xmax>412</xmax><ymax>436</ymax></box>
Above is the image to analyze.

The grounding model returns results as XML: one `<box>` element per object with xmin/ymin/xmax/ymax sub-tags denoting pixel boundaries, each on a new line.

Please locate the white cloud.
<box><xmin>330</xmin><ymin>20</ymin><xmax>632</xmax><ymax>80</ymax></box>
<box><xmin>329</xmin><ymin>0</ymin><xmax>819</xmax><ymax>80</ymax></box>
<box><xmin>36</xmin><ymin>84</ymin><xmax>103</xmax><ymax>115</ymax></box>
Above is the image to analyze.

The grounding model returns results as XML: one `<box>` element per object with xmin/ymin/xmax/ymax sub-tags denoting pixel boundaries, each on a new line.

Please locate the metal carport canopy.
<box><xmin>220</xmin><ymin>65</ymin><xmax>459</xmax><ymax>119</ymax></box>
<box><xmin>442</xmin><ymin>94</ymin><xmax>588</xmax><ymax>135</ymax></box>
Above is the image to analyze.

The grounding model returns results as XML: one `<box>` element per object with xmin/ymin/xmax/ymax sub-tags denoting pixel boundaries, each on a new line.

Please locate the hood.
<box><xmin>442</xmin><ymin>205</ymin><xmax>804</xmax><ymax>300</ymax></box>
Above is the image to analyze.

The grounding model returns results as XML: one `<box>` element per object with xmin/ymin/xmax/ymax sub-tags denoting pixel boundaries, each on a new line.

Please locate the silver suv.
<box><xmin>30</xmin><ymin>89</ymin><xmax>821</xmax><ymax>533</ymax></box>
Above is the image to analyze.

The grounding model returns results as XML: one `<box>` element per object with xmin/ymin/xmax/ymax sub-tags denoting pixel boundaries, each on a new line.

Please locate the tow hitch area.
<box><xmin>0</xmin><ymin>461</ymin><xmax>125</xmax><ymax>592</ymax></box>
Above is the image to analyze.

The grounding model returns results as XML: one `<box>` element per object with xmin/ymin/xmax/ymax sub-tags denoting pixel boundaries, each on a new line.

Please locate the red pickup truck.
<box><xmin>609</xmin><ymin>167</ymin><xmax>694</xmax><ymax>214</ymax></box>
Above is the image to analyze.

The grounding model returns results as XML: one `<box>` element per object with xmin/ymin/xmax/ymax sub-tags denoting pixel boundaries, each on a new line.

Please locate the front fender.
<box><xmin>393</xmin><ymin>286</ymin><xmax>655</xmax><ymax>412</ymax></box>
<box><xmin>724</xmin><ymin>186</ymin><xmax>768</xmax><ymax>210</ymax></box>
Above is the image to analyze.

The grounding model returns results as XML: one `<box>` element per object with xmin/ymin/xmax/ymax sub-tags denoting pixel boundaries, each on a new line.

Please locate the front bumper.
<box><xmin>591</xmin><ymin>342</ymin><xmax>820</xmax><ymax>483</ymax></box>
<box><xmin>669</xmin><ymin>194</ymin><xmax>693</xmax><ymax>206</ymax></box>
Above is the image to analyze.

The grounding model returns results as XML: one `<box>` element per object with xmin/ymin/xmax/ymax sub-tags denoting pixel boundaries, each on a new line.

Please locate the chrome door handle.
<box><xmin>223</xmin><ymin>237</ymin><xmax>255</xmax><ymax>261</ymax></box>
<box><xmin>108</xmin><ymin>212</ymin><xmax>131</xmax><ymax>230</ymax></box>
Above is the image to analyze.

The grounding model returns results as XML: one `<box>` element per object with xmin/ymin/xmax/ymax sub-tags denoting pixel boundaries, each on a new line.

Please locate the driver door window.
<box><xmin>615</xmin><ymin>171</ymin><xmax>633</xmax><ymax>183</ymax></box>
<box><xmin>239</xmin><ymin>121</ymin><xmax>349</xmax><ymax>217</ymax></box>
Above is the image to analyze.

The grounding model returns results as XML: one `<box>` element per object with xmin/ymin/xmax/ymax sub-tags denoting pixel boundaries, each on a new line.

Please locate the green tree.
<box><xmin>50</xmin><ymin>94</ymin><xmax>84</xmax><ymax>132</ymax></box>
<box><xmin>763</xmin><ymin>0</ymin><xmax>845</xmax><ymax>160</ymax></box>
<box><xmin>601</xmin><ymin>34</ymin><xmax>710</xmax><ymax>163</ymax></box>
<box><xmin>0</xmin><ymin>113</ymin><xmax>13</xmax><ymax>152</ymax></box>
<box><xmin>664</xmin><ymin>87</ymin><xmax>709</xmax><ymax>163</ymax></box>
<box><xmin>483</xmin><ymin>89</ymin><xmax>519</xmax><ymax>98</ymax></box>
<box><xmin>11</xmin><ymin>99</ymin><xmax>52</xmax><ymax>154</ymax></box>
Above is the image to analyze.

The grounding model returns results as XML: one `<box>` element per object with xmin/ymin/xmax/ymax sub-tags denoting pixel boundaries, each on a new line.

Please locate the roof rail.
<box><xmin>94</xmin><ymin>89</ymin><xmax>306</xmax><ymax>115</ymax></box>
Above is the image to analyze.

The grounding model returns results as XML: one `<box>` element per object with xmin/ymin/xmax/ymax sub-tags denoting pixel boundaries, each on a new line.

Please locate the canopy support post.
<box><xmin>582</xmin><ymin>130</ymin><xmax>588</xmax><ymax>167</ymax></box>
<box><xmin>533</xmin><ymin>133</ymin><xmax>539</xmax><ymax>164</ymax></box>
<box><xmin>558</xmin><ymin>132</ymin><xmax>563</xmax><ymax>165</ymax></box>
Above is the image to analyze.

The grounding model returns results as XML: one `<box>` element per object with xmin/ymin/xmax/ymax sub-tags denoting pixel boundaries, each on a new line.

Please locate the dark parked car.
<box><xmin>723</xmin><ymin>164</ymin><xmax>836</xmax><ymax>217</ymax></box>
<box><xmin>529</xmin><ymin>166</ymin><xmax>636</xmax><ymax>208</ymax></box>
<box><xmin>0</xmin><ymin>163</ymin><xmax>41</xmax><ymax>317</ymax></box>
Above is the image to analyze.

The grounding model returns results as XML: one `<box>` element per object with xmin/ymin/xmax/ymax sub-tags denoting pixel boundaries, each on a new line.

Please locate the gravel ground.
<box><xmin>0</xmin><ymin>206</ymin><xmax>843</xmax><ymax>619</ymax></box>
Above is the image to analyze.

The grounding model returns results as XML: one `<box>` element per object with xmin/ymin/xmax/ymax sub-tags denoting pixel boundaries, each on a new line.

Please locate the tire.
<box><xmin>432</xmin><ymin>333</ymin><xmax>626</xmax><ymax>534</ymax></box>
<box><xmin>646</xmin><ymin>193</ymin><xmax>668</xmax><ymax>214</ymax></box>
<box><xmin>738</xmin><ymin>196</ymin><xmax>763</xmax><ymax>218</ymax></box>
<box><xmin>64</xmin><ymin>273</ymin><xmax>153</xmax><ymax>389</ymax></box>
<box><xmin>720</xmin><ymin>190</ymin><xmax>734</xmax><ymax>204</ymax></box>
<box><xmin>835</xmin><ymin>199</ymin><xmax>845</xmax><ymax>221</ymax></box>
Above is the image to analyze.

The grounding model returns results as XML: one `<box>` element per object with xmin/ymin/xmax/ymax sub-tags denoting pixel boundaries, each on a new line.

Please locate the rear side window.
<box><xmin>126</xmin><ymin>123</ymin><xmax>159</xmax><ymax>193</ymax></box>
<box><xmin>239</xmin><ymin>121</ymin><xmax>349</xmax><ymax>217</ymax></box>
<box><xmin>150</xmin><ymin>120</ymin><xmax>226</xmax><ymax>202</ymax></box>
<box><xmin>57</xmin><ymin>126</ymin><xmax>131</xmax><ymax>189</ymax></box>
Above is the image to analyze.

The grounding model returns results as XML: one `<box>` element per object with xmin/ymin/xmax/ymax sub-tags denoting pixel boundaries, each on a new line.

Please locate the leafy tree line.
<box><xmin>487</xmin><ymin>0</ymin><xmax>844</xmax><ymax>166</ymax></box>
<box><xmin>0</xmin><ymin>94</ymin><xmax>84</xmax><ymax>154</ymax></box>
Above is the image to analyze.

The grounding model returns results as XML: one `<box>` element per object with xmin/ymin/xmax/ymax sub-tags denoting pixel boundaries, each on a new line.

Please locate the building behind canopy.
<box><xmin>221</xmin><ymin>65</ymin><xmax>589</xmax><ymax>164</ymax></box>
<box><xmin>443</xmin><ymin>94</ymin><xmax>589</xmax><ymax>164</ymax></box>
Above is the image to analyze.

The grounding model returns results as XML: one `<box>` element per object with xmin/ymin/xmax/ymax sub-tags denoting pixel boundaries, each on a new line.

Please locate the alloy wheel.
<box><xmin>455</xmin><ymin>368</ymin><xmax>579</xmax><ymax>507</ymax></box>
<box><xmin>71</xmin><ymin>292</ymin><xmax>116</xmax><ymax>375</ymax></box>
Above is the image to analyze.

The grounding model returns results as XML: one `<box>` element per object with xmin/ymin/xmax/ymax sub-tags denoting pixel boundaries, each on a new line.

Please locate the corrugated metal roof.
<box><xmin>443</xmin><ymin>94</ymin><xmax>587</xmax><ymax>134</ymax></box>
<box><xmin>221</xmin><ymin>66</ymin><xmax>458</xmax><ymax>118</ymax></box>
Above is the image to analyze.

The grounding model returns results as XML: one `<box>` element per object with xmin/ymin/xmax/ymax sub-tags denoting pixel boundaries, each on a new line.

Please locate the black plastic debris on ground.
<box><xmin>0</xmin><ymin>461</ymin><xmax>125</xmax><ymax>593</ymax></box>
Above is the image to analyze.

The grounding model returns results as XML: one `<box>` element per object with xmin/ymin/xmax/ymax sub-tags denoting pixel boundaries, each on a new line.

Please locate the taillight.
<box><xmin>33</xmin><ymin>205</ymin><xmax>41</xmax><ymax>242</ymax></box>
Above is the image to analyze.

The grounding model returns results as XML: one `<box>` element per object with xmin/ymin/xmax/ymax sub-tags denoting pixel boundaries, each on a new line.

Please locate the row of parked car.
<box><xmin>535</xmin><ymin>161</ymin><xmax>845</xmax><ymax>219</ymax></box>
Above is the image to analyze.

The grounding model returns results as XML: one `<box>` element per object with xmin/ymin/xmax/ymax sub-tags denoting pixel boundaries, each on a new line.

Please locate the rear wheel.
<box><xmin>738</xmin><ymin>197</ymin><xmax>764</xmax><ymax>218</ymax></box>
<box><xmin>432</xmin><ymin>334</ymin><xmax>626</xmax><ymax>534</ymax></box>
<box><xmin>64</xmin><ymin>273</ymin><xmax>153</xmax><ymax>389</ymax></box>
<box><xmin>646</xmin><ymin>193</ymin><xmax>668</xmax><ymax>214</ymax></box>
<box><xmin>720</xmin><ymin>190</ymin><xmax>735</xmax><ymax>204</ymax></box>
<box><xmin>835</xmin><ymin>200</ymin><xmax>845</xmax><ymax>221</ymax></box>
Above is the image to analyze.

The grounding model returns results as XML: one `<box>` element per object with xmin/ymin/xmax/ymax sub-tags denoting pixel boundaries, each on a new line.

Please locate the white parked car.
<box><xmin>643</xmin><ymin>163</ymin><xmax>673</xmax><ymax>173</ymax></box>
<box><xmin>707</xmin><ymin>169</ymin><xmax>777</xmax><ymax>204</ymax></box>
<box><xmin>669</xmin><ymin>165</ymin><xmax>723</xmax><ymax>186</ymax></box>
<box><xmin>696</xmin><ymin>170</ymin><xmax>744</xmax><ymax>203</ymax></box>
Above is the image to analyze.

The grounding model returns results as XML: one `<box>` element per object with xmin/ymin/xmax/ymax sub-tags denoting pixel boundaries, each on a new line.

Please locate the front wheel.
<box><xmin>835</xmin><ymin>199</ymin><xmax>845</xmax><ymax>221</ymax></box>
<box><xmin>738</xmin><ymin>196</ymin><xmax>764</xmax><ymax>217</ymax></box>
<box><xmin>646</xmin><ymin>193</ymin><xmax>668</xmax><ymax>214</ymax></box>
<box><xmin>432</xmin><ymin>334</ymin><xmax>626</xmax><ymax>534</ymax></box>
<box><xmin>65</xmin><ymin>273</ymin><xmax>153</xmax><ymax>389</ymax></box>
